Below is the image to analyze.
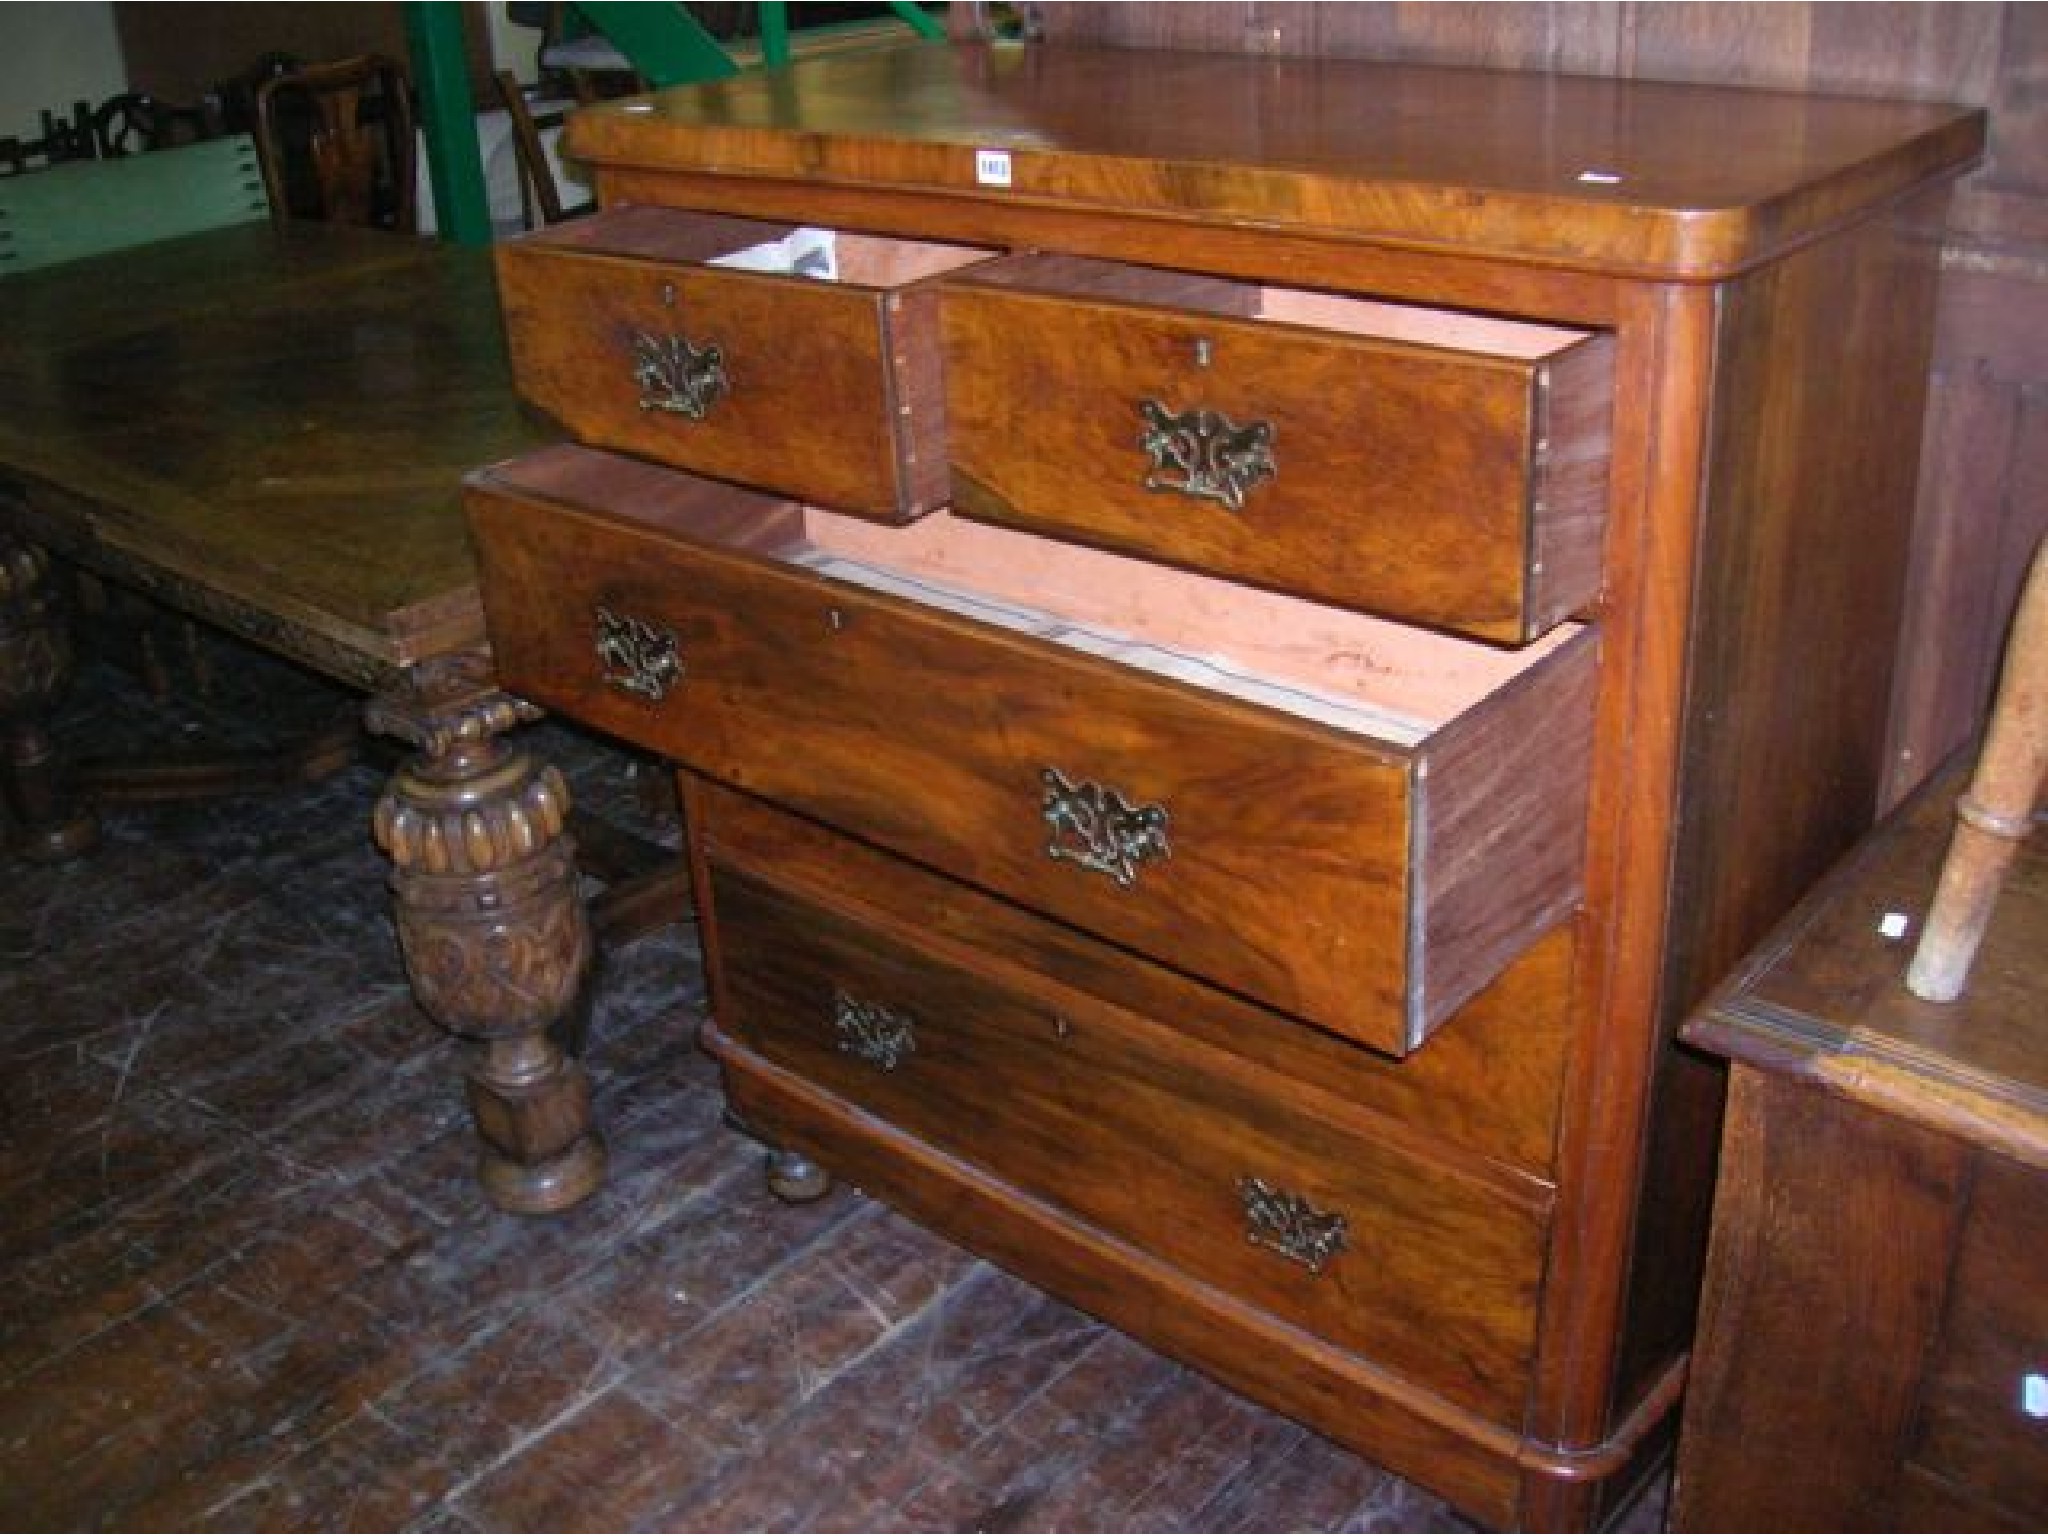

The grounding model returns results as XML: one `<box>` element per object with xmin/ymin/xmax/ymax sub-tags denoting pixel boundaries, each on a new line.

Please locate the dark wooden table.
<box><xmin>1673</xmin><ymin>753</ymin><xmax>2047</xmax><ymax>1529</ymax></box>
<box><xmin>0</xmin><ymin>221</ymin><xmax>607</xmax><ymax>1213</ymax></box>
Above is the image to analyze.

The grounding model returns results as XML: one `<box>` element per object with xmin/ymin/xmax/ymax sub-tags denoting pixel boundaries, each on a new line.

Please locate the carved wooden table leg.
<box><xmin>367</xmin><ymin>652</ymin><xmax>603</xmax><ymax>1214</ymax></box>
<box><xmin>0</xmin><ymin>533</ymin><xmax>99</xmax><ymax>861</ymax></box>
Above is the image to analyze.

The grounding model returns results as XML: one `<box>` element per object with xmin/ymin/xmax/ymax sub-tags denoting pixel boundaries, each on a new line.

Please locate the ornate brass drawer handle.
<box><xmin>1138</xmin><ymin>399</ymin><xmax>1276</xmax><ymax>512</ymax></box>
<box><xmin>1239</xmin><ymin>1175</ymin><xmax>1349</xmax><ymax>1275</ymax></box>
<box><xmin>593</xmin><ymin>605</ymin><xmax>682</xmax><ymax>701</ymax></box>
<box><xmin>833</xmin><ymin>988</ymin><xmax>916</xmax><ymax>1071</ymax></box>
<box><xmin>1041</xmin><ymin>767</ymin><xmax>1171</xmax><ymax>889</ymax></box>
<box><xmin>633</xmin><ymin>331</ymin><xmax>729</xmax><ymax>420</ymax></box>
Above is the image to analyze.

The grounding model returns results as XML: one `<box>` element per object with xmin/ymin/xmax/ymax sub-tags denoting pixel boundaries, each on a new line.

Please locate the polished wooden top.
<box><xmin>0</xmin><ymin>222</ymin><xmax>550</xmax><ymax>683</ymax></box>
<box><xmin>1683</xmin><ymin>753</ymin><xmax>2048</xmax><ymax>1171</ymax></box>
<box><xmin>566</xmin><ymin>42</ymin><xmax>1985</xmax><ymax>279</ymax></box>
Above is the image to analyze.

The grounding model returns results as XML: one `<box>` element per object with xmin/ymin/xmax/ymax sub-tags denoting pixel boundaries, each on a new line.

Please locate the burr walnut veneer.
<box><xmin>464</xmin><ymin>44</ymin><xmax>1985</xmax><ymax>1530</ymax></box>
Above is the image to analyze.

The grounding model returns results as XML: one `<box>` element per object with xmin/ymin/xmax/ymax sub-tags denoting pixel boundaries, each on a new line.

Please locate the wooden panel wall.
<box><xmin>1025</xmin><ymin>2</ymin><xmax>2048</xmax><ymax>805</ymax></box>
<box><xmin>114</xmin><ymin>3</ymin><xmax>496</xmax><ymax>110</ymax></box>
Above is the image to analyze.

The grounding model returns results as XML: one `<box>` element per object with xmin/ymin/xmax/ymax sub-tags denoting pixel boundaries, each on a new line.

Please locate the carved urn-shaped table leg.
<box><xmin>367</xmin><ymin>653</ymin><xmax>603</xmax><ymax>1214</ymax></box>
<box><xmin>0</xmin><ymin>534</ymin><xmax>98</xmax><ymax>861</ymax></box>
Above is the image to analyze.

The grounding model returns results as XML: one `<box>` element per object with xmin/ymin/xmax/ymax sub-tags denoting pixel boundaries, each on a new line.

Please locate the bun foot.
<box><xmin>766</xmin><ymin>1147</ymin><xmax>833</xmax><ymax>1204</ymax></box>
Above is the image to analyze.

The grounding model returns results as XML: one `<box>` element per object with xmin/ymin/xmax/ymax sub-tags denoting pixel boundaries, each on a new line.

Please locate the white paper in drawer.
<box><xmin>706</xmin><ymin>227</ymin><xmax>838</xmax><ymax>280</ymax></box>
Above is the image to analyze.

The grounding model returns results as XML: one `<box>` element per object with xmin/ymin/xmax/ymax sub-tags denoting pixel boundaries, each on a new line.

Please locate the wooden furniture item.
<box><xmin>1673</xmin><ymin>750</ymin><xmax>2047</xmax><ymax>1531</ymax></box>
<box><xmin>253</xmin><ymin>54</ymin><xmax>417</xmax><ymax>233</ymax></box>
<box><xmin>491</xmin><ymin>68</ymin><xmax>588</xmax><ymax>229</ymax></box>
<box><xmin>0</xmin><ymin>221</ymin><xmax>621</xmax><ymax>1216</ymax></box>
<box><xmin>466</xmin><ymin>45</ymin><xmax>1985</xmax><ymax>1529</ymax></box>
<box><xmin>1908</xmin><ymin>534</ymin><xmax>2047</xmax><ymax>1001</ymax></box>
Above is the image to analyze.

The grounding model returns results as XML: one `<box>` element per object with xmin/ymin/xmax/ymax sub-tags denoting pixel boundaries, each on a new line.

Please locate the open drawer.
<box><xmin>495</xmin><ymin>206</ymin><xmax>996</xmax><ymax>520</ymax></box>
<box><xmin>941</xmin><ymin>254</ymin><xmax>1613</xmax><ymax>641</ymax></box>
<box><xmin>467</xmin><ymin>444</ymin><xmax>1598</xmax><ymax>1057</ymax></box>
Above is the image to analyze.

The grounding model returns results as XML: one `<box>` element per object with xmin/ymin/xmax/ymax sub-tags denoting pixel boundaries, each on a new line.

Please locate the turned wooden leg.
<box><xmin>0</xmin><ymin>535</ymin><xmax>98</xmax><ymax>861</ymax></box>
<box><xmin>367</xmin><ymin>652</ymin><xmax>604</xmax><ymax>1215</ymax></box>
<box><xmin>1907</xmin><ymin>535</ymin><xmax>2047</xmax><ymax>1002</ymax></box>
<box><xmin>765</xmin><ymin>1146</ymin><xmax>834</xmax><ymax>1204</ymax></box>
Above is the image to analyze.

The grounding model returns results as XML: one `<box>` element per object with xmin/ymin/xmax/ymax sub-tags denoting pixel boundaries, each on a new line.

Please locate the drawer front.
<box><xmin>497</xmin><ymin>207</ymin><xmax>985</xmax><ymax>520</ymax></box>
<box><xmin>708</xmin><ymin>857</ymin><xmax>1552</xmax><ymax>1425</ymax></box>
<box><xmin>467</xmin><ymin>452</ymin><xmax>1597</xmax><ymax>1059</ymax></box>
<box><xmin>1910</xmin><ymin>1155</ymin><xmax>2048</xmax><ymax>1517</ymax></box>
<box><xmin>941</xmin><ymin>257</ymin><xmax>1612</xmax><ymax>642</ymax></box>
<box><xmin>700</xmin><ymin>777</ymin><xmax>1579</xmax><ymax>1182</ymax></box>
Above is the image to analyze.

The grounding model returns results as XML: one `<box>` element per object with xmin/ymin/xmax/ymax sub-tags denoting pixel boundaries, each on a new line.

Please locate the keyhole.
<box><xmin>1193</xmin><ymin>336</ymin><xmax>1214</xmax><ymax>368</ymax></box>
<box><xmin>660</xmin><ymin>281</ymin><xmax>677</xmax><ymax>308</ymax></box>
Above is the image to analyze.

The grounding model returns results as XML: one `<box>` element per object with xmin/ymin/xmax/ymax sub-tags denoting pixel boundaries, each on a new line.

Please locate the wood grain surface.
<box><xmin>0</xmin><ymin>222</ymin><xmax>547</xmax><ymax>683</ymax></box>
<box><xmin>565</xmin><ymin>41</ymin><xmax>1982</xmax><ymax>280</ymax></box>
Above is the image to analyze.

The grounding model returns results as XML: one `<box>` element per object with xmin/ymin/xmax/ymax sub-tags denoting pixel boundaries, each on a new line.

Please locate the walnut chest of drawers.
<box><xmin>463</xmin><ymin>44</ymin><xmax>1984</xmax><ymax>1531</ymax></box>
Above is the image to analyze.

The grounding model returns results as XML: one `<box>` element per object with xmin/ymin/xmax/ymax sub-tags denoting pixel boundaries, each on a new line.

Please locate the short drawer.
<box><xmin>496</xmin><ymin>206</ymin><xmax>995</xmax><ymax>519</ymax></box>
<box><xmin>706</xmin><ymin>855</ymin><xmax>1552</xmax><ymax>1425</ymax></box>
<box><xmin>941</xmin><ymin>255</ymin><xmax>1613</xmax><ymax>642</ymax></box>
<box><xmin>1909</xmin><ymin>1155</ymin><xmax>2048</xmax><ymax>1518</ymax></box>
<box><xmin>468</xmin><ymin>444</ymin><xmax>1597</xmax><ymax>1058</ymax></box>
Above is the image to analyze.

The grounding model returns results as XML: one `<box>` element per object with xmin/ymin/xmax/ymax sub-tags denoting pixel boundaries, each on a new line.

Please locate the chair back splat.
<box><xmin>254</xmin><ymin>54</ymin><xmax>417</xmax><ymax>233</ymax></box>
<box><xmin>492</xmin><ymin>69</ymin><xmax>590</xmax><ymax>228</ymax></box>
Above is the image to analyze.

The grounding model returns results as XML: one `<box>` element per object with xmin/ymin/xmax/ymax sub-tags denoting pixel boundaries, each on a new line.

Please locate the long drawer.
<box><xmin>704</xmin><ymin>844</ymin><xmax>1553</xmax><ymax>1425</ymax></box>
<box><xmin>699</xmin><ymin>777</ymin><xmax>1579</xmax><ymax>1182</ymax></box>
<box><xmin>467</xmin><ymin>444</ymin><xmax>1598</xmax><ymax>1058</ymax></box>
<box><xmin>496</xmin><ymin>206</ymin><xmax>995</xmax><ymax>520</ymax></box>
<box><xmin>941</xmin><ymin>254</ymin><xmax>1613</xmax><ymax>642</ymax></box>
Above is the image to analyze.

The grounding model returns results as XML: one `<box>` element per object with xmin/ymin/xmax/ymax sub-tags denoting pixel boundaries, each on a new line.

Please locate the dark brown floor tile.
<box><xmin>0</xmin><ymin>1169</ymin><xmax>388</xmax><ymax>1387</ymax></box>
<box><xmin>1190</xmin><ymin>1423</ymin><xmax>1401</xmax><ymax>1532</ymax></box>
<box><xmin>0</xmin><ymin>1278</ymin><xmax>312</xmax><ymax>1527</ymax></box>
<box><xmin>552</xmin><ymin>1160</ymin><xmax>862</xmax><ymax>1363</ymax></box>
<box><xmin>188</xmin><ymin>1408</ymin><xmax>449</xmax><ymax>1533</ymax></box>
<box><xmin>368</xmin><ymin>1308</ymin><xmax>632</xmax><ymax>1482</ymax></box>
<box><xmin>452</xmin><ymin>1387</ymin><xmax>724</xmax><ymax>1533</ymax></box>
<box><xmin>624</xmin><ymin>1202</ymin><xmax>982</xmax><ymax>1457</ymax></box>
<box><xmin>0</xmin><ymin>1087</ymin><xmax>247</xmax><ymax>1267</ymax></box>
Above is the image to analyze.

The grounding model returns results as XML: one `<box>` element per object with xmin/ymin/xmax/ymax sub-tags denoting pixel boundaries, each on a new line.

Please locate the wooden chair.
<box><xmin>253</xmin><ymin>54</ymin><xmax>417</xmax><ymax>233</ymax></box>
<box><xmin>1908</xmin><ymin>532</ymin><xmax>2047</xmax><ymax>1000</ymax></box>
<box><xmin>0</xmin><ymin>133</ymin><xmax>269</xmax><ymax>277</ymax></box>
<box><xmin>492</xmin><ymin>69</ymin><xmax>591</xmax><ymax>228</ymax></box>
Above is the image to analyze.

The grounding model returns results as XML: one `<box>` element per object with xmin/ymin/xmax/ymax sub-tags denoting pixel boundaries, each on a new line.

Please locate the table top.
<box><xmin>1683</xmin><ymin>753</ymin><xmax>2048</xmax><ymax>1171</ymax></box>
<box><xmin>0</xmin><ymin>221</ymin><xmax>550</xmax><ymax>689</ymax></box>
<box><xmin>566</xmin><ymin>41</ymin><xmax>1985</xmax><ymax>280</ymax></box>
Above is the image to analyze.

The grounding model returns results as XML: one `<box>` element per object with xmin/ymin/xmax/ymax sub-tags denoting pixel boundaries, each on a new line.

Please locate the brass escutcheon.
<box><xmin>1041</xmin><ymin>767</ymin><xmax>1171</xmax><ymax>889</ymax></box>
<box><xmin>593</xmin><ymin>605</ymin><xmax>682</xmax><ymax>702</ymax></box>
<box><xmin>832</xmin><ymin>988</ymin><xmax>916</xmax><ymax>1072</ymax></box>
<box><xmin>1138</xmin><ymin>399</ymin><xmax>1276</xmax><ymax>511</ymax></box>
<box><xmin>633</xmin><ymin>330</ymin><xmax>729</xmax><ymax>419</ymax></box>
<box><xmin>1239</xmin><ymin>1175</ymin><xmax>1349</xmax><ymax>1275</ymax></box>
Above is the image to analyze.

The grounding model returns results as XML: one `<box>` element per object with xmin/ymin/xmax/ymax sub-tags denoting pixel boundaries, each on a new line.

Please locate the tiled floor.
<box><xmin>2</xmin><ymin>640</ymin><xmax>1666</xmax><ymax>1532</ymax></box>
